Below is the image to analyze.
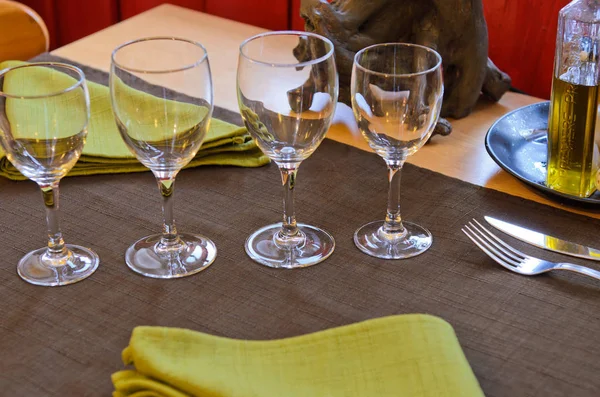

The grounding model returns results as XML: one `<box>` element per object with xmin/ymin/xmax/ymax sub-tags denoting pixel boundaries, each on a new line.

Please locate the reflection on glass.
<box><xmin>0</xmin><ymin>63</ymin><xmax>100</xmax><ymax>286</ymax></box>
<box><xmin>237</xmin><ymin>31</ymin><xmax>338</xmax><ymax>269</ymax></box>
<box><xmin>351</xmin><ymin>43</ymin><xmax>443</xmax><ymax>259</ymax></box>
<box><xmin>110</xmin><ymin>37</ymin><xmax>216</xmax><ymax>279</ymax></box>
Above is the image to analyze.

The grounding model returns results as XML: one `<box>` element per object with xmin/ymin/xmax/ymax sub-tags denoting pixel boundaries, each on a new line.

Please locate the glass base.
<box><xmin>17</xmin><ymin>245</ymin><xmax>100</xmax><ymax>287</ymax></box>
<box><xmin>245</xmin><ymin>223</ymin><xmax>335</xmax><ymax>269</ymax></box>
<box><xmin>125</xmin><ymin>232</ymin><xmax>216</xmax><ymax>279</ymax></box>
<box><xmin>354</xmin><ymin>221</ymin><xmax>432</xmax><ymax>259</ymax></box>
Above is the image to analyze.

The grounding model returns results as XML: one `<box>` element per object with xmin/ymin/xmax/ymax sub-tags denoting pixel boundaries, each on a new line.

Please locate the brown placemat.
<box><xmin>1</xmin><ymin>57</ymin><xmax>599</xmax><ymax>397</ymax></box>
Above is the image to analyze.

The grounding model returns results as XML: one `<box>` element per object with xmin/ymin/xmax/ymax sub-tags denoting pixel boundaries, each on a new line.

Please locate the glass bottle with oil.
<box><xmin>547</xmin><ymin>0</ymin><xmax>600</xmax><ymax>197</ymax></box>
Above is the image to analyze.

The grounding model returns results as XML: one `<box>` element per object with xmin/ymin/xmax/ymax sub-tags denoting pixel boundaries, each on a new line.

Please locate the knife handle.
<box><xmin>558</xmin><ymin>263</ymin><xmax>600</xmax><ymax>281</ymax></box>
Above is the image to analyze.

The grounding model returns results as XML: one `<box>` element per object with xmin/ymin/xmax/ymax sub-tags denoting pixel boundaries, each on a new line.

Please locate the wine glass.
<box><xmin>110</xmin><ymin>37</ymin><xmax>216</xmax><ymax>278</ymax></box>
<box><xmin>237</xmin><ymin>31</ymin><xmax>338</xmax><ymax>269</ymax></box>
<box><xmin>351</xmin><ymin>43</ymin><xmax>443</xmax><ymax>259</ymax></box>
<box><xmin>0</xmin><ymin>63</ymin><xmax>99</xmax><ymax>286</ymax></box>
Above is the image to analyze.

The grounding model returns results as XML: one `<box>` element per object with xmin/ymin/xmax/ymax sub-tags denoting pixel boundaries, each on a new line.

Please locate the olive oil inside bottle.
<box><xmin>547</xmin><ymin>75</ymin><xmax>600</xmax><ymax>197</ymax></box>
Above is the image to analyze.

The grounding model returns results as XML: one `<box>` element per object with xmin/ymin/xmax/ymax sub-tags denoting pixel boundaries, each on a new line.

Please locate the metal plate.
<box><xmin>484</xmin><ymin>101</ymin><xmax>600</xmax><ymax>206</ymax></box>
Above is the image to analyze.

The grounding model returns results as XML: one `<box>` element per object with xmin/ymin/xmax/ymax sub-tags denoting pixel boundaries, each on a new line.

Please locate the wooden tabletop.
<box><xmin>52</xmin><ymin>3</ymin><xmax>597</xmax><ymax>218</ymax></box>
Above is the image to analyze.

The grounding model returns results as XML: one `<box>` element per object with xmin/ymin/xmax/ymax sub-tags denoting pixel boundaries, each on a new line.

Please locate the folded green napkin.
<box><xmin>0</xmin><ymin>61</ymin><xmax>269</xmax><ymax>180</ymax></box>
<box><xmin>112</xmin><ymin>314</ymin><xmax>484</xmax><ymax>397</ymax></box>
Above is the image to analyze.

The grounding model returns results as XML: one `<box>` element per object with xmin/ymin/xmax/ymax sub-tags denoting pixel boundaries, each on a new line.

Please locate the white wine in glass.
<box><xmin>0</xmin><ymin>63</ymin><xmax>99</xmax><ymax>286</ymax></box>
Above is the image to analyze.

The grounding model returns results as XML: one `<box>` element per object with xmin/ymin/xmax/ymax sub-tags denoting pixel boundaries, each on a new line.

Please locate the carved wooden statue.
<box><xmin>297</xmin><ymin>0</ymin><xmax>512</xmax><ymax>136</ymax></box>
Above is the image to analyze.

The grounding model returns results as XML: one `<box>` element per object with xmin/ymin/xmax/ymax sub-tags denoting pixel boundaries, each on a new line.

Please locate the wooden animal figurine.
<box><xmin>295</xmin><ymin>0</ymin><xmax>512</xmax><ymax>136</ymax></box>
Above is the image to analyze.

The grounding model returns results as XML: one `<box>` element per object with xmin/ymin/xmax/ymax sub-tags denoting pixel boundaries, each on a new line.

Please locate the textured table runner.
<box><xmin>1</xmin><ymin>58</ymin><xmax>599</xmax><ymax>397</ymax></box>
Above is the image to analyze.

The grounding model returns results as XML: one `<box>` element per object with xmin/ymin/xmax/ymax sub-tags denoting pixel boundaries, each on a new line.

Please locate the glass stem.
<box><xmin>157</xmin><ymin>177</ymin><xmax>182</xmax><ymax>249</ymax></box>
<box><xmin>382</xmin><ymin>161</ymin><xmax>407</xmax><ymax>237</ymax></box>
<box><xmin>41</xmin><ymin>184</ymin><xmax>68</xmax><ymax>260</ymax></box>
<box><xmin>276</xmin><ymin>163</ymin><xmax>304</xmax><ymax>246</ymax></box>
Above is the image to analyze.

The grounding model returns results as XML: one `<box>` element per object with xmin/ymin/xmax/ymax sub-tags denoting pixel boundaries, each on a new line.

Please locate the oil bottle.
<box><xmin>547</xmin><ymin>0</ymin><xmax>600</xmax><ymax>197</ymax></box>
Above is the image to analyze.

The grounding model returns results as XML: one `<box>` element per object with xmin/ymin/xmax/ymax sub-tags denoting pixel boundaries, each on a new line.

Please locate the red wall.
<box><xmin>120</xmin><ymin>0</ymin><xmax>204</xmax><ymax>19</ymax></box>
<box><xmin>483</xmin><ymin>0</ymin><xmax>570</xmax><ymax>99</ymax></box>
<box><xmin>20</xmin><ymin>0</ymin><xmax>568</xmax><ymax>99</ymax></box>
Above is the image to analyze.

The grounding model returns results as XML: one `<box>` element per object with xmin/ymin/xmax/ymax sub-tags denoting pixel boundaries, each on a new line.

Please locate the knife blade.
<box><xmin>484</xmin><ymin>216</ymin><xmax>600</xmax><ymax>261</ymax></box>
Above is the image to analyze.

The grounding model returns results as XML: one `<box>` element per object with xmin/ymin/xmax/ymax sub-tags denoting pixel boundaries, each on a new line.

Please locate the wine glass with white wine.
<box><xmin>351</xmin><ymin>43</ymin><xmax>443</xmax><ymax>259</ymax></box>
<box><xmin>0</xmin><ymin>63</ymin><xmax>99</xmax><ymax>286</ymax></box>
<box><xmin>237</xmin><ymin>31</ymin><xmax>338</xmax><ymax>268</ymax></box>
<box><xmin>110</xmin><ymin>37</ymin><xmax>216</xmax><ymax>278</ymax></box>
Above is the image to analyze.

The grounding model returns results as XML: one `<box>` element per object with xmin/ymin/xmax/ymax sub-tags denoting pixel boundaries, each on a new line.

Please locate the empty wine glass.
<box><xmin>351</xmin><ymin>43</ymin><xmax>443</xmax><ymax>259</ymax></box>
<box><xmin>237</xmin><ymin>31</ymin><xmax>338</xmax><ymax>268</ymax></box>
<box><xmin>110</xmin><ymin>37</ymin><xmax>216</xmax><ymax>278</ymax></box>
<box><xmin>0</xmin><ymin>63</ymin><xmax>99</xmax><ymax>286</ymax></box>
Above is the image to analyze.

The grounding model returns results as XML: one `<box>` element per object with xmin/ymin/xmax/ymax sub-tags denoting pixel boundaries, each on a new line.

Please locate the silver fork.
<box><xmin>462</xmin><ymin>219</ymin><xmax>600</xmax><ymax>281</ymax></box>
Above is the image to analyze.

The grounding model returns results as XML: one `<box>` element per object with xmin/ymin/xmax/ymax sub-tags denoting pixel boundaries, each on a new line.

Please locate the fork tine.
<box><xmin>464</xmin><ymin>224</ymin><xmax>522</xmax><ymax>266</ymax></box>
<box><xmin>472</xmin><ymin>219</ymin><xmax>528</xmax><ymax>259</ymax></box>
<box><xmin>468</xmin><ymin>221</ymin><xmax>524</xmax><ymax>263</ymax></box>
<box><xmin>464</xmin><ymin>224</ymin><xmax>520</xmax><ymax>266</ymax></box>
<box><xmin>462</xmin><ymin>225</ymin><xmax>520</xmax><ymax>268</ymax></box>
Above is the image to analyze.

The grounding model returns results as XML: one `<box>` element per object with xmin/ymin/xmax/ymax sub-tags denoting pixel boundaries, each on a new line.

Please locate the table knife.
<box><xmin>484</xmin><ymin>216</ymin><xmax>600</xmax><ymax>261</ymax></box>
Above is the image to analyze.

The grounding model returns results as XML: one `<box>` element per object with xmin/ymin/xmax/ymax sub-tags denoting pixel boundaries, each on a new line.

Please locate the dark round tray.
<box><xmin>485</xmin><ymin>101</ymin><xmax>600</xmax><ymax>206</ymax></box>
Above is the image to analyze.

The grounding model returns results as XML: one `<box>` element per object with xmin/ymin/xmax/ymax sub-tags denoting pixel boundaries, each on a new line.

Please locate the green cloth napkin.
<box><xmin>0</xmin><ymin>61</ymin><xmax>269</xmax><ymax>180</ymax></box>
<box><xmin>112</xmin><ymin>314</ymin><xmax>484</xmax><ymax>397</ymax></box>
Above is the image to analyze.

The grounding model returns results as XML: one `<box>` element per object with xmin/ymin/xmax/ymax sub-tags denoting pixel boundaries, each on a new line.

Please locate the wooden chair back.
<box><xmin>0</xmin><ymin>0</ymin><xmax>49</xmax><ymax>62</ymax></box>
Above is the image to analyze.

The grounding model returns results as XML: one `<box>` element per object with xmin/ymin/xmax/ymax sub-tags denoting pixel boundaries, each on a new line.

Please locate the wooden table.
<box><xmin>49</xmin><ymin>4</ymin><xmax>596</xmax><ymax>217</ymax></box>
<box><xmin>5</xmin><ymin>6</ymin><xmax>598</xmax><ymax>396</ymax></box>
